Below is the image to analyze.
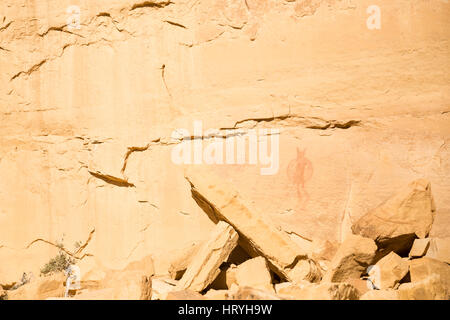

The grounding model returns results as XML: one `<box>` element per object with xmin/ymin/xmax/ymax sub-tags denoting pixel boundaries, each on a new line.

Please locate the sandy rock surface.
<box><xmin>0</xmin><ymin>0</ymin><xmax>449</xmax><ymax>300</ymax></box>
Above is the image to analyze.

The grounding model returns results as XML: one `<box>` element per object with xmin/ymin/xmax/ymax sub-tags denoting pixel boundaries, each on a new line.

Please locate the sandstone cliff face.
<box><xmin>0</xmin><ymin>0</ymin><xmax>449</xmax><ymax>289</ymax></box>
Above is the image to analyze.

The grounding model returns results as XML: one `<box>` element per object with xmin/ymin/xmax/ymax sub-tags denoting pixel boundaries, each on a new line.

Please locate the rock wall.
<box><xmin>0</xmin><ymin>0</ymin><xmax>449</xmax><ymax>286</ymax></box>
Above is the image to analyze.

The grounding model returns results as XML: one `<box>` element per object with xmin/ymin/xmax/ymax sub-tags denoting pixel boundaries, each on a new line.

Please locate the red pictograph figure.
<box><xmin>287</xmin><ymin>147</ymin><xmax>313</xmax><ymax>208</ymax></box>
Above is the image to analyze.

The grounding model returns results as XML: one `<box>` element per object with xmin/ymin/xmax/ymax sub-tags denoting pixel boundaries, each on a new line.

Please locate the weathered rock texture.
<box><xmin>186</xmin><ymin>168</ymin><xmax>321</xmax><ymax>283</ymax></box>
<box><xmin>409</xmin><ymin>238</ymin><xmax>431</xmax><ymax>258</ymax></box>
<box><xmin>0</xmin><ymin>0</ymin><xmax>449</xmax><ymax>300</ymax></box>
<box><xmin>177</xmin><ymin>221</ymin><xmax>238</xmax><ymax>292</ymax></box>
<box><xmin>409</xmin><ymin>257</ymin><xmax>450</xmax><ymax>289</ymax></box>
<box><xmin>324</xmin><ymin>234</ymin><xmax>377</xmax><ymax>282</ymax></box>
<box><xmin>234</xmin><ymin>257</ymin><xmax>273</xmax><ymax>292</ymax></box>
<box><xmin>369</xmin><ymin>252</ymin><xmax>409</xmax><ymax>289</ymax></box>
<box><xmin>398</xmin><ymin>274</ymin><xmax>449</xmax><ymax>300</ymax></box>
<box><xmin>426</xmin><ymin>238</ymin><xmax>450</xmax><ymax>264</ymax></box>
<box><xmin>352</xmin><ymin>179</ymin><xmax>436</xmax><ymax>256</ymax></box>
<box><xmin>277</xmin><ymin>282</ymin><xmax>360</xmax><ymax>300</ymax></box>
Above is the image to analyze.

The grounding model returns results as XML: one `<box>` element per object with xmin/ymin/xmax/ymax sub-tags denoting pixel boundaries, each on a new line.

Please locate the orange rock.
<box><xmin>352</xmin><ymin>180</ymin><xmax>436</xmax><ymax>256</ymax></box>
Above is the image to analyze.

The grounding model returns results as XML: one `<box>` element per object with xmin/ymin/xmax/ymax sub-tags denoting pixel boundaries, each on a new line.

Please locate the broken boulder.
<box><xmin>352</xmin><ymin>179</ymin><xmax>435</xmax><ymax>255</ymax></box>
<box><xmin>230</xmin><ymin>286</ymin><xmax>281</xmax><ymax>300</ymax></box>
<box><xmin>368</xmin><ymin>251</ymin><xmax>409</xmax><ymax>289</ymax></box>
<box><xmin>323</xmin><ymin>234</ymin><xmax>377</xmax><ymax>283</ymax></box>
<box><xmin>425</xmin><ymin>238</ymin><xmax>450</xmax><ymax>264</ymax></box>
<box><xmin>204</xmin><ymin>289</ymin><xmax>231</xmax><ymax>300</ymax></box>
<box><xmin>151</xmin><ymin>277</ymin><xmax>178</xmax><ymax>300</ymax></box>
<box><xmin>7</xmin><ymin>273</ymin><xmax>66</xmax><ymax>300</ymax></box>
<box><xmin>235</xmin><ymin>257</ymin><xmax>274</xmax><ymax>292</ymax></box>
<box><xmin>409</xmin><ymin>238</ymin><xmax>431</xmax><ymax>258</ymax></box>
<box><xmin>177</xmin><ymin>221</ymin><xmax>239</xmax><ymax>292</ymax></box>
<box><xmin>168</xmin><ymin>242</ymin><xmax>200</xmax><ymax>280</ymax></box>
<box><xmin>277</xmin><ymin>282</ymin><xmax>360</xmax><ymax>300</ymax></box>
<box><xmin>398</xmin><ymin>274</ymin><xmax>449</xmax><ymax>300</ymax></box>
<box><xmin>166</xmin><ymin>290</ymin><xmax>206</xmax><ymax>300</ymax></box>
<box><xmin>409</xmin><ymin>257</ymin><xmax>450</xmax><ymax>289</ymax></box>
<box><xmin>185</xmin><ymin>170</ymin><xmax>321</xmax><ymax>283</ymax></box>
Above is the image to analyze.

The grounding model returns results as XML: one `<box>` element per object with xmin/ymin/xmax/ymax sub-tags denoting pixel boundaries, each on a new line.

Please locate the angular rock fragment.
<box><xmin>101</xmin><ymin>271</ymin><xmax>152</xmax><ymax>300</ymax></box>
<box><xmin>230</xmin><ymin>286</ymin><xmax>282</xmax><ymax>300</ymax></box>
<box><xmin>277</xmin><ymin>282</ymin><xmax>360</xmax><ymax>300</ymax></box>
<box><xmin>100</xmin><ymin>255</ymin><xmax>155</xmax><ymax>300</ymax></box>
<box><xmin>360</xmin><ymin>289</ymin><xmax>398</xmax><ymax>300</ymax></box>
<box><xmin>398</xmin><ymin>274</ymin><xmax>449</xmax><ymax>300</ymax></box>
<box><xmin>166</xmin><ymin>290</ymin><xmax>206</xmax><ymax>300</ymax></box>
<box><xmin>235</xmin><ymin>257</ymin><xmax>273</xmax><ymax>292</ymax></box>
<box><xmin>369</xmin><ymin>252</ymin><xmax>409</xmax><ymax>289</ymax></box>
<box><xmin>409</xmin><ymin>238</ymin><xmax>431</xmax><ymax>258</ymax></box>
<box><xmin>275</xmin><ymin>282</ymin><xmax>297</xmax><ymax>294</ymax></box>
<box><xmin>324</xmin><ymin>234</ymin><xmax>377</xmax><ymax>283</ymax></box>
<box><xmin>151</xmin><ymin>278</ymin><xmax>178</xmax><ymax>300</ymax></box>
<box><xmin>177</xmin><ymin>221</ymin><xmax>239</xmax><ymax>292</ymax></box>
<box><xmin>7</xmin><ymin>273</ymin><xmax>66</xmax><ymax>300</ymax></box>
<box><xmin>345</xmin><ymin>278</ymin><xmax>371</xmax><ymax>296</ymax></box>
<box><xmin>209</xmin><ymin>264</ymin><xmax>237</xmax><ymax>290</ymax></box>
<box><xmin>409</xmin><ymin>257</ymin><xmax>450</xmax><ymax>289</ymax></box>
<box><xmin>204</xmin><ymin>289</ymin><xmax>231</xmax><ymax>300</ymax></box>
<box><xmin>168</xmin><ymin>243</ymin><xmax>199</xmax><ymax>280</ymax></box>
<box><xmin>185</xmin><ymin>170</ymin><xmax>321</xmax><ymax>283</ymax></box>
<box><xmin>310</xmin><ymin>239</ymin><xmax>339</xmax><ymax>262</ymax></box>
<box><xmin>352</xmin><ymin>179</ymin><xmax>436</xmax><ymax>255</ymax></box>
<box><xmin>425</xmin><ymin>238</ymin><xmax>450</xmax><ymax>264</ymax></box>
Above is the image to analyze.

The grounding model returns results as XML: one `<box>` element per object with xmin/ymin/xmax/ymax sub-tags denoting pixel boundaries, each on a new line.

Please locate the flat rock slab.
<box><xmin>277</xmin><ymin>282</ymin><xmax>360</xmax><ymax>300</ymax></box>
<box><xmin>409</xmin><ymin>238</ymin><xmax>431</xmax><ymax>258</ymax></box>
<box><xmin>425</xmin><ymin>238</ymin><xmax>450</xmax><ymax>264</ymax></box>
<box><xmin>369</xmin><ymin>251</ymin><xmax>409</xmax><ymax>290</ymax></box>
<box><xmin>235</xmin><ymin>257</ymin><xmax>274</xmax><ymax>292</ymax></box>
<box><xmin>352</xmin><ymin>179</ymin><xmax>436</xmax><ymax>256</ymax></box>
<box><xmin>177</xmin><ymin>221</ymin><xmax>239</xmax><ymax>292</ymax></box>
<box><xmin>398</xmin><ymin>274</ymin><xmax>449</xmax><ymax>300</ymax></box>
<box><xmin>324</xmin><ymin>234</ymin><xmax>377</xmax><ymax>283</ymax></box>
<box><xmin>185</xmin><ymin>169</ymin><xmax>321</xmax><ymax>283</ymax></box>
<box><xmin>409</xmin><ymin>257</ymin><xmax>450</xmax><ymax>289</ymax></box>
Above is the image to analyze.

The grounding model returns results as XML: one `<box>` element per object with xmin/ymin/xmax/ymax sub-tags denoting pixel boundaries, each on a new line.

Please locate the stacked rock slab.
<box><xmin>408</xmin><ymin>257</ymin><xmax>450</xmax><ymax>289</ymax></box>
<box><xmin>324</xmin><ymin>234</ymin><xmax>377</xmax><ymax>283</ymax></box>
<box><xmin>277</xmin><ymin>282</ymin><xmax>360</xmax><ymax>300</ymax></box>
<box><xmin>369</xmin><ymin>252</ymin><xmax>409</xmax><ymax>290</ymax></box>
<box><xmin>168</xmin><ymin>243</ymin><xmax>200</xmax><ymax>280</ymax></box>
<box><xmin>230</xmin><ymin>286</ymin><xmax>281</xmax><ymax>300</ymax></box>
<box><xmin>425</xmin><ymin>238</ymin><xmax>450</xmax><ymax>264</ymax></box>
<box><xmin>352</xmin><ymin>179</ymin><xmax>435</xmax><ymax>256</ymax></box>
<box><xmin>409</xmin><ymin>238</ymin><xmax>431</xmax><ymax>258</ymax></box>
<box><xmin>234</xmin><ymin>257</ymin><xmax>274</xmax><ymax>292</ymax></box>
<box><xmin>177</xmin><ymin>221</ymin><xmax>239</xmax><ymax>292</ymax></box>
<box><xmin>185</xmin><ymin>169</ymin><xmax>321</xmax><ymax>284</ymax></box>
<box><xmin>398</xmin><ymin>274</ymin><xmax>449</xmax><ymax>300</ymax></box>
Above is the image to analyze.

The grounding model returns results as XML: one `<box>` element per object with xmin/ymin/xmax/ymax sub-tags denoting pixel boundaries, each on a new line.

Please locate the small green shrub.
<box><xmin>40</xmin><ymin>251</ymin><xmax>75</xmax><ymax>276</ymax></box>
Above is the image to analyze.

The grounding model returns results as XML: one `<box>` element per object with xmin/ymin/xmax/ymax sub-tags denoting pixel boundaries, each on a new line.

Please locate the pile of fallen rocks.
<box><xmin>148</xmin><ymin>175</ymin><xmax>448</xmax><ymax>300</ymax></box>
<box><xmin>4</xmin><ymin>175</ymin><xmax>448</xmax><ymax>300</ymax></box>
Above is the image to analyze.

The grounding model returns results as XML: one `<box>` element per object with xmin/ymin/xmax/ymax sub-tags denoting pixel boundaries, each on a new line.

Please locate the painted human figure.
<box><xmin>287</xmin><ymin>147</ymin><xmax>313</xmax><ymax>208</ymax></box>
